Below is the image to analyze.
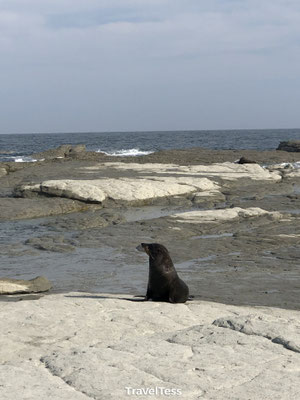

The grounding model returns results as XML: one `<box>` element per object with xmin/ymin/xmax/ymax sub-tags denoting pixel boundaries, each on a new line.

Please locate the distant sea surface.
<box><xmin>0</xmin><ymin>129</ymin><xmax>299</xmax><ymax>162</ymax></box>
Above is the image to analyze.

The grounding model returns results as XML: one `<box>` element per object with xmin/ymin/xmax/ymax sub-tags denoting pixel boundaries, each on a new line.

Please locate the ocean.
<box><xmin>0</xmin><ymin>129</ymin><xmax>299</xmax><ymax>162</ymax></box>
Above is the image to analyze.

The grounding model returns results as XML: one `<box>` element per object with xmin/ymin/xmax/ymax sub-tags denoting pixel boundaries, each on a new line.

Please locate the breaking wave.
<box><xmin>96</xmin><ymin>148</ymin><xmax>154</xmax><ymax>157</ymax></box>
<box><xmin>0</xmin><ymin>155</ymin><xmax>37</xmax><ymax>162</ymax></box>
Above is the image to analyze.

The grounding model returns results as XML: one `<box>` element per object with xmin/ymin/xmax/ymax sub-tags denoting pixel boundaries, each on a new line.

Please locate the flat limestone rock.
<box><xmin>16</xmin><ymin>177</ymin><xmax>214</xmax><ymax>204</ymax></box>
<box><xmin>268</xmin><ymin>162</ymin><xmax>300</xmax><ymax>178</ymax></box>
<box><xmin>213</xmin><ymin>314</ymin><xmax>300</xmax><ymax>353</ymax></box>
<box><xmin>1</xmin><ymin>293</ymin><xmax>300</xmax><ymax>400</ymax></box>
<box><xmin>84</xmin><ymin>161</ymin><xmax>282</xmax><ymax>181</ymax></box>
<box><xmin>42</xmin><ymin>180</ymin><xmax>107</xmax><ymax>202</ymax></box>
<box><xmin>0</xmin><ymin>276</ymin><xmax>52</xmax><ymax>295</ymax></box>
<box><xmin>14</xmin><ymin>161</ymin><xmax>283</xmax><ymax>205</ymax></box>
<box><xmin>171</xmin><ymin>207</ymin><xmax>282</xmax><ymax>223</ymax></box>
<box><xmin>0</xmin><ymin>362</ymin><xmax>88</xmax><ymax>400</ymax></box>
<box><xmin>286</xmin><ymin>170</ymin><xmax>300</xmax><ymax>178</ymax></box>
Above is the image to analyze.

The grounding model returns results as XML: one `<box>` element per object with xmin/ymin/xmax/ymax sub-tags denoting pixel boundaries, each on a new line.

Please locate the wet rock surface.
<box><xmin>0</xmin><ymin>197</ymin><xmax>98</xmax><ymax>221</ymax></box>
<box><xmin>0</xmin><ymin>146</ymin><xmax>299</xmax><ymax>310</ymax></box>
<box><xmin>25</xmin><ymin>235</ymin><xmax>77</xmax><ymax>253</ymax></box>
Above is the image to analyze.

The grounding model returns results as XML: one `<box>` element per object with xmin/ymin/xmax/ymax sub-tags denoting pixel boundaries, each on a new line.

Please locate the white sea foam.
<box><xmin>0</xmin><ymin>155</ymin><xmax>37</xmax><ymax>162</ymax></box>
<box><xmin>96</xmin><ymin>148</ymin><xmax>154</xmax><ymax>157</ymax></box>
<box><xmin>262</xmin><ymin>161</ymin><xmax>300</xmax><ymax>169</ymax></box>
<box><xmin>277</xmin><ymin>161</ymin><xmax>300</xmax><ymax>169</ymax></box>
<box><xmin>14</xmin><ymin>156</ymin><xmax>37</xmax><ymax>163</ymax></box>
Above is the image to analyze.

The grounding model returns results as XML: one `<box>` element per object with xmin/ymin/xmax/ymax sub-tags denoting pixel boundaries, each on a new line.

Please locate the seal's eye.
<box><xmin>142</xmin><ymin>244</ymin><xmax>153</xmax><ymax>258</ymax></box>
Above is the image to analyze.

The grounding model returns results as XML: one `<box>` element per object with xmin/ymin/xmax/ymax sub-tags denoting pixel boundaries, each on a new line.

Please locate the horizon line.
<box><xmin>1</xmin><ymin>127</ymin><xmax>300</xmax><ymax>135</ymax></box>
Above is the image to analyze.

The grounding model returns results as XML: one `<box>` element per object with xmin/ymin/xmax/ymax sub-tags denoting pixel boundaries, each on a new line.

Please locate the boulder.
<box><xmin>0</xmin><ymin>276</ymin><xmax>52</xmax><ymax>295</ymax></box>
<box><xmin>277</xmin><ymin>140</ymin><xmax>300</xmax><ymax>152</ymax></box>
<box><xmin>32</xmin><ymin>144</ymin><xmax>86</xmax><ymax>160</ymax></box>
<box><xmin>68</xmin><ymin>144</ymin><xmax>86</xmax><ymax>157</ymax></box>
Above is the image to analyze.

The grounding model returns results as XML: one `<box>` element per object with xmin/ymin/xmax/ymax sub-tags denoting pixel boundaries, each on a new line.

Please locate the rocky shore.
<box><xmin>1</xmin><ymin>293</ymin><xmax>300</xmax><ymax>399</ymax></box>
<box><xmin>0</xmin><ymin>144</ymin><xmax>300</xmax><ymax>399</ymax></box>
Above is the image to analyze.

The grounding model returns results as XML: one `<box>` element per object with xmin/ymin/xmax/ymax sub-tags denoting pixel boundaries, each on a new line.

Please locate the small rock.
<box><xmin>236</xmin><ymin>157</ymin><xmax>257</xmax><ymax>164</ymax></box>
<box><xmin>0</xmin><ymin>276</ymin><xmax>52</xmax><ymax>295</ymax></box>
<box><xmin>0</xmin><ymin>167</ymin><xmax>7</xmax><ymax>178</ymax></box>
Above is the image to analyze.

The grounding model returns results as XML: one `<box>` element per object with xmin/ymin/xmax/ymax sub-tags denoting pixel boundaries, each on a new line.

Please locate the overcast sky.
<box><xmin>0</xmin><ymin>0</ymin><xmax>300</xmax><ymax>134</ymax></box>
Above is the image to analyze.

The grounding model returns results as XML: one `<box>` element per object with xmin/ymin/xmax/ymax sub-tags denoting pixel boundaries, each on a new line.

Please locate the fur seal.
<box><xmin>237</xmin><ymin>156</ymin><xmax>257</xmax><ymax>164</ymax></box>
<box><xmin>136</xmin><ymin>243</ymin><xmax>189</xmax><ymax>303</ymax></box>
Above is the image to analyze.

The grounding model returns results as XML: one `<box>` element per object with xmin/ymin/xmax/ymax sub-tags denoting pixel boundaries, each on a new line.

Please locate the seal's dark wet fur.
<box><xmin>137</xmin><ymin>243</ymin><xmax>189</xmax><ymax>303</ymax></box>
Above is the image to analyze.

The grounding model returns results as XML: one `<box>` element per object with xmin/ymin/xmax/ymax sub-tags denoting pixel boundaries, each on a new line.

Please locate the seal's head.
<box><xmin>136</xmin><ymin>243</ymin><xmax>169</xmax><ymax>259</ymax></box>
<box><xmin>136</xmin><ymin>243</ymin><xmax>174</xmax><ymax>272</ymax></box>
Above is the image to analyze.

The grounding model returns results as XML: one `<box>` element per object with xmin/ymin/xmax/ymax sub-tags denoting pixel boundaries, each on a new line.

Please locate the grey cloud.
<box><xmin>0</xmin><ymin>0</ymin><xmax>300</xmax><ymax>133</ymax></box>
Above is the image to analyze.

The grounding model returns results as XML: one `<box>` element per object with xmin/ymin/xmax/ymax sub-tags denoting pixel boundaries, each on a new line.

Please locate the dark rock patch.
<box><xmin>277</xmin><ymin>140</ymin><xmax>300</xmax><ymax>152</ymax></box>
<box><xmin>25</xmin><ymin>235</ymin><xmax>77</xmax><ymax>252</ymax></box>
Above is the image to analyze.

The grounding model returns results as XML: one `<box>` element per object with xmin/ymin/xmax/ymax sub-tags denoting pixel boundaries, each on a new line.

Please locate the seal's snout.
<box><xmin>136</xmin><ymin>243</ymin><xmax>151</xmax><ymax>257</ymax></box>
<box><xmin>136</xmin><ymin>244</ymin><xmax>144</xmax><ymax>252</ymax></box>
